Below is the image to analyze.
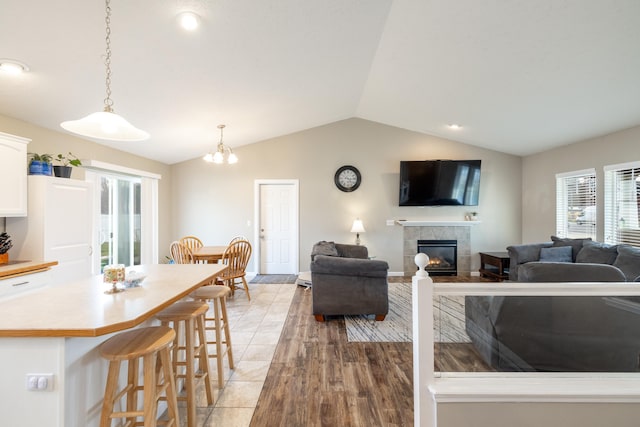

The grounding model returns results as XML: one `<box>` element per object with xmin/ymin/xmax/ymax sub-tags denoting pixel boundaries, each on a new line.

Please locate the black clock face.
<box><xmin>334</xmin><ymin>165</ymin><xmax>361</xmax><ymax>192</ymax></box>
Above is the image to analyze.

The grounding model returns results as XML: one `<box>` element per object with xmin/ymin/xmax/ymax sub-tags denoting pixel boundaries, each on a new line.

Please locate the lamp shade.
<box><xmin>350</xmin><ymin>219</ymin><xmax>366</xmax><ymax>233</ymax></box>
<box><xmin>61</xmin><ymin>111</ymin><xmax>149</xmax><ymax>142</ymax></box>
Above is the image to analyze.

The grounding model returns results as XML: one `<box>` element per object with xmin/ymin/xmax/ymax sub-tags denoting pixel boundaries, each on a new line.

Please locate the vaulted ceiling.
<box><xmin>1</xmin><ymin>0</ymin><xmax>639</xmax><ymax>164</ymax></box>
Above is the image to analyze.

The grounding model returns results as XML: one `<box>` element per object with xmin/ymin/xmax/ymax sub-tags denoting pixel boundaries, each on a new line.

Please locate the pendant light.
<box><xmin>60</xmin><ymin>0</ymin><xmax>149</xmax><ymax>141</ymax></box>
<box><xmin>203</xmin><ymin>125</ymin><xmax>238</xmax><ymax>164</ymax></box>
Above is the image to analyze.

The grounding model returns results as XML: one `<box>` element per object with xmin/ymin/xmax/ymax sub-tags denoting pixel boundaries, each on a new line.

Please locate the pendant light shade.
<box><xmin>61</xmin><ymin>110</ymin><xmax>149</xmax><ymax>142</ymax></box>
<box><xmin>60</xmin><ymin>0</ymin><xmax>148</xmax><ymax>142</ymax></box>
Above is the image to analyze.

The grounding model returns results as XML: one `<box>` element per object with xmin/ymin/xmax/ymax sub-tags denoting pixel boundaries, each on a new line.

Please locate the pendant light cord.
<box><xmin>104</xmin><ymin>0</ymin><xmax>114</xmax><ymax>112</ymax></box>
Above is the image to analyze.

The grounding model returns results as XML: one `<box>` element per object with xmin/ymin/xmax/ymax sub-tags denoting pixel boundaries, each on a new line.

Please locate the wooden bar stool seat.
<box><xmin>99</xmin><ymin>325</ymin><xmax>179</xmax><ymax>427</ymax></box>
<box><xmin>155</xmin><ymin>301</ymin><xmax>214</xmax><ymax>427</ymax></box>
<box><xmin>190</xmin><ymin>285</ymin><xmax>234</xmax><ymax>389</ymax></box>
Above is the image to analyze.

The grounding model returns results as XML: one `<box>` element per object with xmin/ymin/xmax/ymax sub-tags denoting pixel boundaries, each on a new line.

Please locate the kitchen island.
<box><xmin>0</xmin><ymin>263</ymin><xmax>226</xmax><ymax>426</ymax></box>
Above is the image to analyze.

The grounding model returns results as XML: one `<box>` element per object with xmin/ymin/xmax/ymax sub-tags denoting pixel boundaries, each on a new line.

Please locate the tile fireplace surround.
<box><xmin>399</xmin><ymin>220</ymin><xmax>477</xmax><ymax>277</ymax></box>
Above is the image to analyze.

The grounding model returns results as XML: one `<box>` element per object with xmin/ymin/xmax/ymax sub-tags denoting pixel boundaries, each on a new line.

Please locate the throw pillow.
<box><xmin>312</xmin><ymin>241</ymin><xmax>339</xmax><ymax>257</ymax></box>
<box><xmin>575</xmin><ymin>241</ymin><xmax>618</xmax><ymax>265</ymax></box>
<box><xmin>539</xmin><ymin>246</ymin><xmax>573</xmax><ymax>263</ymax></box>
<box><xmin>550</xmin><ymin>235</ymin><xmax>592</xmax><ymax>262</ymax></box>
<box><xmin>613</xmin><ymin>245</ymin><xmax>640</xmax><ymax>281</ymax></box>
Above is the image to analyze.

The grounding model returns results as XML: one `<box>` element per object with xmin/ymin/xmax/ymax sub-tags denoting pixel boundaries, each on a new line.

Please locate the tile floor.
<box><xmin>176</xmin><ymin>280</ymin><xmax>298</xmax><ymax>426</ymax></box>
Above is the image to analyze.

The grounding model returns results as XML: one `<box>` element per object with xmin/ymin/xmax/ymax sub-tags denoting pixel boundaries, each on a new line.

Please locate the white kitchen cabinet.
<box><xmin>7</xmin><ymin>176</ymin><xmax>93</xmax><ymax>285</ymax></box>
<box><xmin>0</xmin><ymin>270</ymin><xmax>50</xmax><ymax>299</ymax></box>
<box><xmin>0</xmin><ymin>131</ymin><xmax>30</xmax><ymax>217</ymax></box>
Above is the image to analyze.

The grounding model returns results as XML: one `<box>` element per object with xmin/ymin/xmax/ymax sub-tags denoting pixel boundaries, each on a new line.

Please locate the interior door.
<box><xmin>257</xmin><ymin>181</ymin><xmax>298</xmax><ymax>274</ymax></box>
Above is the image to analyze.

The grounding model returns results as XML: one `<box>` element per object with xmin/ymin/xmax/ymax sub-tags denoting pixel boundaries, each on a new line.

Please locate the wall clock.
<box><xmin>334</xmin><ymin>165</ymin><xmax>361</xmax><ymax>192</ymax></box>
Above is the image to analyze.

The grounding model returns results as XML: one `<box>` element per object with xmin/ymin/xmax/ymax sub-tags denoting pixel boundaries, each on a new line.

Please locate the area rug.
<box><xmin>344</xmin><ymin>282</ymin><xmax>471</xmax><ymax>343</ymax></box>
<box><xmin>250</xmin><ymin>274</ymin><xmax>298</xmax><ymax>284</ymax></box>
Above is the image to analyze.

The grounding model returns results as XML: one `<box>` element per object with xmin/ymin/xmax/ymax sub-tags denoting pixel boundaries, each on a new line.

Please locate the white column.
<box><xmin>412</xmin><ymin>252</ymin><xmax>437</xmax><ymax>426</ymax></box>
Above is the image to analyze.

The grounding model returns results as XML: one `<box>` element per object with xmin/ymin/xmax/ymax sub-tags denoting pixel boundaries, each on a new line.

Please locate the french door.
<box><xmin>99</xmin><ymin>175</ymin><xmax>141</xmax><ymax>271</ymax></box>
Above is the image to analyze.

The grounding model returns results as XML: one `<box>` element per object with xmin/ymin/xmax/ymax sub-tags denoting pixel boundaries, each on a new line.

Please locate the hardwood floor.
<box><xmin>251</xmin><ymin>276</ymin><xmax>493</xmax><ymax>426</ymax></box>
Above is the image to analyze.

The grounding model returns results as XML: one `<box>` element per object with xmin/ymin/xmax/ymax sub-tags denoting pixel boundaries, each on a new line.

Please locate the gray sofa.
<box><xmin>310</xmin><ymin>241</ymin><xmax>389</xmax><ymax>322</ymax></box>
<box><xmin>507</xmin><ymin>236</ymin><xmax>640</xmax><ymax>282</ymax></box>
<box><xmin>465</xmin><ymin>237</ymin><xmax>640</xmax><ymax>372</ymax></box>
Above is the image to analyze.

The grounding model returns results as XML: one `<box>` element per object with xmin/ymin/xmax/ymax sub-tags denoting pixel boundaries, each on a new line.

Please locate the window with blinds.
<box><xmin>604</xmin><ymin>161</ymin><xmax>640</xmax><ymax>247</ymax></box>
<box><xmin>555</xmin><ymin>169</ymin><xmax>596</xmax><ymax>239</ymax></box>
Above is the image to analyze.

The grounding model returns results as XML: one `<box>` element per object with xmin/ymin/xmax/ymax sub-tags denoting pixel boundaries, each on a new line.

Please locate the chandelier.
<box><xmin>203</xmin><ymin>124</ymin><xmax>238</xmax><ymax>164</ymax></box>
<box><xmin>60</xmin><ymin>0</ymin><xmax>149</xmax><ymax>141</ymax></box>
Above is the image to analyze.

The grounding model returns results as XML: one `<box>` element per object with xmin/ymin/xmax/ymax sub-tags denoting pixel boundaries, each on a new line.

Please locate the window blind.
<box><xmin>604</xmin><ymin>161</ymin><xmax>640</xmax><ymax>247</ymax></box>
<box><xmin>555</xmin><ymin>169</ymin><xmax>596</xmax><ymax>239</ymax></box>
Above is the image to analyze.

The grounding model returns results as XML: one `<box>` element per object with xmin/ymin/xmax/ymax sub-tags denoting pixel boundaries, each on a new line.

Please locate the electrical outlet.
<box><xmin>386</xmin><ymin>219</ymin><xmax>396</xmax><ymax>226</ymax></box>
<box><xmin>26</xmin><ymin>374</ymin><xmax>54</xmax><ymax>392</ymax></box>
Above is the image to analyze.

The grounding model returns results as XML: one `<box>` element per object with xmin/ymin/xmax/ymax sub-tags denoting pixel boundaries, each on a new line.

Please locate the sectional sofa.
<box><xmin>465</xmin><ymin>237</ymin><xmax>640</xmax><ymax>372</ymax></box>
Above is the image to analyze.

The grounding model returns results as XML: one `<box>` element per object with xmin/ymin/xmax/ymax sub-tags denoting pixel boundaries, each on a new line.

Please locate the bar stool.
<box><xmin>190</xmin><ymin>285</ymin><xmax>234</xmax><ymax>389</ymax></box>
<box><xmin>99</xmin><ymin>326</ymin><xmax>179</xmax><ymax>427</ymax></box>
<box><xmin>155</xmin><ymin>301</ymin><xmax>214</xmax><ymax>427</ymax></box>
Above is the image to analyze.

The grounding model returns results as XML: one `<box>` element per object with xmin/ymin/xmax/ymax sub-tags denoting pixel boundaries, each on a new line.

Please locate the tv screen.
<box><xmin>399</xmin><ymin>160</ymin><xmax>481</xmax><ymax>206</ymax></box>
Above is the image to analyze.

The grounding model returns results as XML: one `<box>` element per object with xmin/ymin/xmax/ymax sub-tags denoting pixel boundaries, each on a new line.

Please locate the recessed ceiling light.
<box><xmin>448</xmin><ymin>124</ymin><xmax>462</xmax><ymax>130</ymax></box>
<box><xmin>0</xmin><ymin>59</ymin><xmax>29</xmax><ymax>75</ymax></box>
<box><xmin>177</xmin><ymin>11</ymin><xmax>200</xmax><ymax>31</ymax></box>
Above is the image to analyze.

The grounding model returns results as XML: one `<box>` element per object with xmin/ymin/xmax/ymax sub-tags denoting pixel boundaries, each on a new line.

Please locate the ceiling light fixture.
<box><xmin>448</xmin><ymin>124</ymin><xmax>462</xmax><ymax>130</ymax></box>
<box><xmin>0</xmin><ymin>59</ymin><xmax>29</xmax><ymax>75</ymax></box>
<box><xmin>177</xmin><ymin>11</ymin><xmax>200</xmax><ymax>31</ymax></box>
<box><xmin>60</xmin><ymin>0</ymin><xmax>149</xmax><ymax>142</ymax></box>
<box><xmin>203</xmin><ymin>124</ymin><xmax>238</xmax><ymax>164</ymax></box>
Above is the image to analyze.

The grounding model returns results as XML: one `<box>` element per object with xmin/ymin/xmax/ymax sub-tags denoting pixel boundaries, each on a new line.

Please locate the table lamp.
<box><xmin>350</xmin><ymin>218</ymin><xmax>366</xmax><ymax>245</ymax></box>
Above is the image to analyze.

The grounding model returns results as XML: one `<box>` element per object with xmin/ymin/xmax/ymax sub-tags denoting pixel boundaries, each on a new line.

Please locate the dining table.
<box><xmin>192</xmin><ymin>245</ymin><xmax>228</xmax><ymax>263</ymax></box>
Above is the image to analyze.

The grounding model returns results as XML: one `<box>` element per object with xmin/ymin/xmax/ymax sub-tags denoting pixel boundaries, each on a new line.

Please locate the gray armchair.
<box><xmin>310</xmin><ymin>241</ymin><xmax>389</xmax><ymax>322</ymax></box>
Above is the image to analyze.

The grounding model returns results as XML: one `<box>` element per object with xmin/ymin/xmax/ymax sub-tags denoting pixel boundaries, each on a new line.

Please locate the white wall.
<box><xmin>1</xmin><ymin>114</ymin><xmax>526</xmax><ymax>270</ymax></box>
<box><xmin>438</xmin><ymin>402</ymin><xmax>640</xmax><ymax>426</ymax></box>
<box><xmin>522</xmin><ymin>124</ymin><xmax>640</xmax><ymax>243</ymax></box>
<box><xmin>171</xmin><ymin>118</ymin><xmax>522</xmax><ymax>273</ymax></box>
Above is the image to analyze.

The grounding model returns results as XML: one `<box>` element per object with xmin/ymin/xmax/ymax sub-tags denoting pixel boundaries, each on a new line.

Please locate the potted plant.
<box><xmin>0</xmin><ymin>232</ymin><xmax>12</xmax><ymax>264</ymax></box>
<box><xmin>28</xmin><ymin>153</ymin><xmax>53</xmax><ymax>176</ymax></box>
<box><xmin>53</xmin><ymin>152</ymin><xmax>82</xmax><ymax>178</ymax></box>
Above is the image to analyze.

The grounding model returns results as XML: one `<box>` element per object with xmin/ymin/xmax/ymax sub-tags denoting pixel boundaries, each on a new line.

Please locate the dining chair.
<box><xmin>170</xmin><ymin>241</ymin><xmax>194</xmax><ymax>264</ymax></box>
<box><xmin>179</xmin><ymin>235</ymin><xmax>203</xmax><ymax>252</ymax></box>
<box><xmin>229</xmin><ymin>235</ymin><xmax>247</xmax><ymax>245</ymax></box>
<box><xmin>218</xmin><ymin>239</ymin><xmax>252</xmax><ymax>301</ymax></box>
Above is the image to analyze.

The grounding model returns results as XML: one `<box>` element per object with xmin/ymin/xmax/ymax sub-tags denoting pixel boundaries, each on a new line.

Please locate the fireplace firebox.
<box><xmin>417</xmin><ymin>240</ymin><xmax>457</xmax><ymax>276</ymax></box>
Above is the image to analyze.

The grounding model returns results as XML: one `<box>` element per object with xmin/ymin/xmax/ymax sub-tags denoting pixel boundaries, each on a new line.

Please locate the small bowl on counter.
<box><xmin>123</xmin><ymin>271</ymin><xmax>146</xmax><ymax>288</ymax></box>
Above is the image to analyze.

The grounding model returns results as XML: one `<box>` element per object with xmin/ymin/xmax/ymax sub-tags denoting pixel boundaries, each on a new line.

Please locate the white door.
<box><xmin>45</xmin><ymin>179</ymin><xmax>93</xmax><ymax>284</ymax></box>
<box><xmin>7</xmin><ymin>176</ymin><xmax>94</xmax><ymax>285</ymax></box>
<box><xmin>256</xmin><ymin>181</ymin><xmax>298</xmax><ymax>274</ymax></box>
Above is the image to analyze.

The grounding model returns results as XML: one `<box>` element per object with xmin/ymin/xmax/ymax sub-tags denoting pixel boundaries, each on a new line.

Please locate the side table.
<box><xmin>479</xmin><ymin>252</ymin><xmax>510</xmax><ymax>281</ymax></box>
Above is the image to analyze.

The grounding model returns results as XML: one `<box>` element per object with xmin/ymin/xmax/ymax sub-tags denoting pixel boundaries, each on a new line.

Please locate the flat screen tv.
<box><xmin>399</xmin><ymin>160</ymin><xmax>481</xmax><ymax>206</ymax></box>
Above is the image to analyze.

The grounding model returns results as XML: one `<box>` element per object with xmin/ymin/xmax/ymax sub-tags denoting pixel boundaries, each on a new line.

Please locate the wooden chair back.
<box><xmin>221</xmin><ymin>239</ymin><xmax>252</xmax><ymax>279</ymax></box>
<box><xmin>179</xmin><ymin>236</ymin><xmax>203</xmax><ymax>252</ymax></box>
<box><xmin>229</xmin><ymin>235</ymin><xmax>248</xmax><ymax>245</ymax></box>
<box><xmin>170</xmin><ymin>241</ymin><xmax>194</xmax><ymax>264</ymax></box>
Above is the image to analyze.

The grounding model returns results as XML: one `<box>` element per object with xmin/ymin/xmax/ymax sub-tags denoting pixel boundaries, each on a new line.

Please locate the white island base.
<box><xmin>0</xmin><ymin>264</ymin><xmax>225</xmax><ymax>427</ymax></box>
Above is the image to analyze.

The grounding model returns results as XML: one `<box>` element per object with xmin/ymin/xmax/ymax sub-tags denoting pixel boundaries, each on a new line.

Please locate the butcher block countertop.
<box><xmin>0</xmin><ymin>263</ymin><xmax>226</xmax><ymax>338</ymax></box>
<box><xmin>0</xmin><ymin>260</ymin><xmax>59</xmax><ymax>279</ymax></box>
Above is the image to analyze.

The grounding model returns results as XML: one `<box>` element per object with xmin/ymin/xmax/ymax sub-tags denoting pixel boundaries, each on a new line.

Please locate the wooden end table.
<box><xmin>479</xmin><ymin>252</ymin><xmax>510</xmax><ymax>281</ymax></box>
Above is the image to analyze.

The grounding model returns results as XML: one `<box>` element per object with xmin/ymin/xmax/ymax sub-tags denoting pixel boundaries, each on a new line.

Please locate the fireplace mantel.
<box><xmin>396</xmin><ymin>220</ymin><xmax>480</xmax><ymax>227</ymax></box>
